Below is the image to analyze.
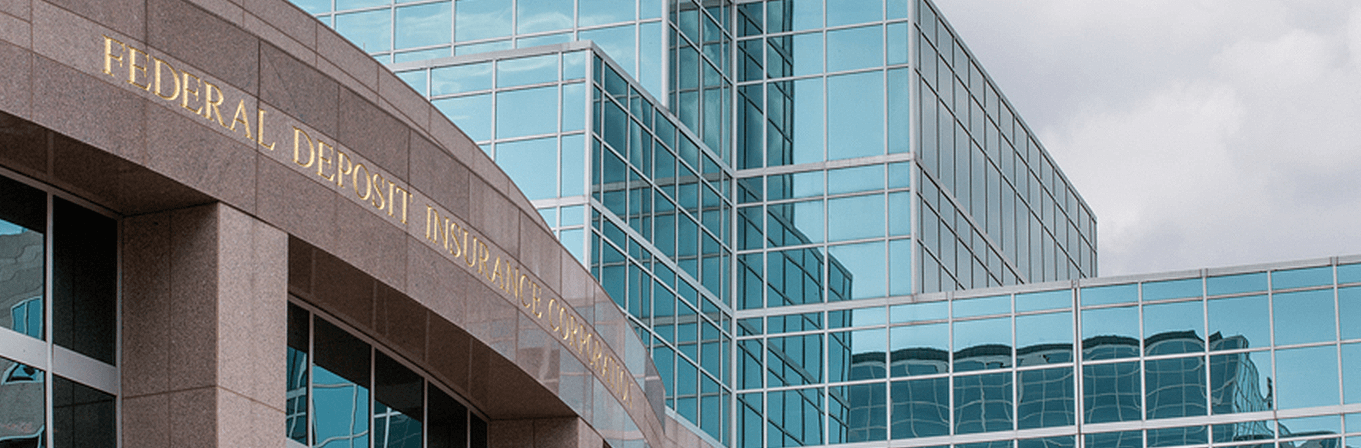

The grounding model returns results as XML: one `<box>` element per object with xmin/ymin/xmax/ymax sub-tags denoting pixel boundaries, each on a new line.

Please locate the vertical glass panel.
<box><xmin>426</xmin><ymin>387</ymin><xmax>467</xmax><ymax>448</ymax></box>
<box><xmin>560</xmin><ymin>135</ymin><xmax>585</xmax><ymax>196</ymax></box>
<box><xmin>497</xmin><ymin>55</ymin><xmax>557</xmax><ymax>88</ymax></box>
<box><xmin>953</xmin><ymin>295</ymin><xmax>1009</xmax><ymax>318</ymax></box>
<box><xmin>335</xmin><ymin>10</ymin><xmax>391</xmax><ymax>53</ymax></box>
<box><xmin>516</xmin><ymin>0</ymin><xmax>572</xmax><ymax>34</ymax></box>
<box><xmin>432</xmin><ymin>63</ymin><xmax>491</xmax><ymax>96</ymax></box>
<box><xmin>1339</xmin><ymin>263</ymin><xmax>1361</xmax><ymax>284</ymax></box>
<box><xmin>1143</xmin><ymin>278</ymin><xmax>1202</xmax><ymax>301</ymax></box>
<box><xmin>889</xmin><ymin>239</ymin><xmax>912</xmax><ymax>296</ymax></box>
<box><xmin>496</xmin><ymin>86</ymin><xmax>557</xmax><ymax>138</ymax></box>
<box><xmin>1080</xmin><ymin>283</ymin><xmax>1136</xmax><ymax>306</ymax></box>
<box><xmin>1275</xmin><ymin>345</ymin><xmax>1340</xmax><ymax>409</ymax></box>
<box><xmin>1015</xmin><ymin>312</ymin><xmax>1072</xmax><ymax>366</ymax></box>
<box><xmin>827</xmin><ymin>195</ymin><xmax>884</xmax><ymax>242</ymax></box>
<box><xmin>1210</xmin><ymin>350</ymin><xmax>1273</xmax><ymax>414</ymax></box>
<box><xmin>1146</xmin><ymin>426</ymin><xmax>1207</xmax><ymax>447</ymax></box>
<box><xmin>287</xmin><ymin>304</ymin><xmax>310</xmax><ymax>444</ymax></box>
<box><xmin>53</xmin><ymin>198</ymin><xmax>117</xmax><ymax>364</ymax></box>
<box><xmin>1273</xmin><ymin>266</ymin><xmax>1334</xmax><ymax>290</ymax></box>
<box><xmin>395</xmin><ymin>3</ymin><xmax>451</xmax><ymax>49</ymax></box>
<box><xmin>561</xmin><ymin>83</ymin><xmax>585</xmax><ymax>132</ymax></box>
<box><xmin>954</xmin><ymin>372</ymin><xmax>1013</xmax><ymax>434</ymax></box>
<box><xmin>1212</xmin><ymin>420</ymin><xmax>1274</xmax><ymax>444</ymax></box>
<box><xmin>768</xmin><ymin>387</ymin><xmax>823</xmax><ymax>447</ymax></box>
<box><xmin>578</xmin><ymin>0</ymin><xmax>634</xmax><ymax>26</ymax></box>
<box><xmin>1340</xmin><ymin>286</ymin><xmax>1360</xmax><ymax>341</ymax></box>
<box><xmin>1144</xmin><ymin>356</ymin><xmax>1207</xmax><ymax>419</ymax></box>
<box><xmin>1017</xmin><ymin>367</ymin><xmax>1075</xmax><ymax>429</ymax></box>
<box><xmin>495</xmin><ymin>137</ymin><xmax>557</xmax><ymax>200</ymax></box>
<box><xmin>1083</xmin><ymin>361</ymin><xmax>1142</xmax><ymax>424</ymax></box>
<box><xmin>1342</xmin><ymin>343</ymin><xmax>1360</xmax><ymax>404</ymax></box>
<box><xmin>890</xmin><ymin>378</ymin><xmax>950</xmax><ymax>439</ymax></box>
<box><xmin>767</xmin><ymin>200</ymin><xmax>823</xmax><ymax>247</ymax></box>
<box><xmin>767</xmin><ymin>333</ymin><xmax>822</xmax><ymax>387</ymax></box>
<box><xmin>0</xmin><ymin>176</ymin><xmax>45</xmax><ymax>340</ymax></box>
<box><xmin>53</xmin><ymin>375</ymin><xmax>116</xmax><ymax>448</ymax></box>
<box><xmin>828</xmin><ymin>241</ymin><xmax>886</xmax><ymax>300</ymax></box>
<box><xmin>826</xmin><ymin>0</ymin><xmax>883</xmax><ymax>26</ymax></box>
<box><xmin>738</xmin><ymin>339</ymin><xmax>762</xmax><ymax>390</ymax></box>
<box><xmin>826</xmin><ymin>26</ymin><xmax>883</xmax><ymax>73</ymax></box>
<box><xmin>891</xmin><ymin>301</ymin><xmax>947</xmax><ymax>324</ymax></box>
<box><xmin>1085</xmin><ymin>431</ymin><xmax>1142</xmax><ymax>448</ymax></box>
<box><xmin>1143</xmin><ymin>300</ymin><xmax>1205</xmax><ymax>355</ymax></box>
<box><xmin>890</xmin><ymin>323</ymin><xmax>948</xmax><ymax>376</ymax></box>
<box><xmin>828</xmin><ymin>383</ymin><xmax>888</xmax><ymax>444</ymax></box>
<box><xmin>1082</xmin><ymin>306</ymin><xmax>1139</xmax><ymax>360</ymax></box>
<box><xmin>454</xmin><ymin>0</ymin><xmax>511</xmax><ymax>41</ymax></box>
<box><xmin>0</xmin><ymin>357</ymin><xmax>44</xmax><ymax>447</ymax></box>
<box><xmin>792</xmin><ymin>77</ymin><xmax>823</xmax><ymax>163</ymax></box>
<box><xmin>1278</xmin><ymin>415</ymin><xmax>1341</xmax><ymax>438</ymax></box>
<box><xmin>888</xmin><ymin>192</ymin><xmax>911</xmax><ymax>237</ymax></box>
<box><xmin>953</xmin><ymin>317</ymin><xmax>1011</xmax><ymax>372</ymax></box>
<box><xmin>827</xmin><ymin>307</ymin><xmax>884</xmax><ymax>329</ymax></box>
<box><xmin>313</xmin><ymin>319</ymin><xmax>371</xmax><ymax>448</ymax></box>
<box><xmin>1208</xmin><ymin>294</ymin><xmax>1270</xmax><ymax>351</ymax></box>
<box><xmin>827</xmin><ymin>165</ymin><xmax>883</xmax><ymax>195</ymax></box>
<box><xmin>1273</xmin><ymin>289</ymin><xmax>1337</xmax><ymax>346</ymax></box>
<box><xmin>1207</xmin><ymin>272</ymin><xmax>1267</xmax><ymax>296</ymax></box>
<box><xmin>829</xmin><ymin>328</ymin><xmax>887</xmax><ymax>382</ymax></box>
<box><xmin>737</xmin><ymin>393</ymin><xmax>761</xmax><ymax>448</ymax></box>
<box><xmin>827</xmin><ymin>71</ymin><xmax>884</xmax><ymax>160</ymax></box>
<box><xmin>434</xmin><ymin>94</ymin><xmax>492</xmax><ymax>142</ymax></box>
<box><xmin>767</xmin><ymin>171</ymin><xmax>823</xmax><ymax>201</ymax></box>
<box><xmin>374</xmin><ymin>353</ymin><xmax>423</xmax><ymax>448</ymax></box>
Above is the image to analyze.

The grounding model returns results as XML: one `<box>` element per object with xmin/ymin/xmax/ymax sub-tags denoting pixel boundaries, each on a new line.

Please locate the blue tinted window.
<box><xmin>496</xmin><ymin>86</ymin><xmax>558</xmax><ymax>138</ymax></box>
<box><xmin>1016</xmin><ymin>289</ymin><xmax>1071</xmax><ymax>313</ymax></box>
<box><xmin>828</xmin><ymin>241</ymin><xmax>886</xmax><ymax>300</ymax></box>
<box><xmin>515</xmin><ymin>0</ymin><xmax>572</xmax><ymax>33</ymax></box>
<box><xmin>890</xmin><ymin>301</ymin><xmax>947</xmax><ymax>324</ymax></box>
<box><xmin>454</xmin><ymin>0</ymin><xmax>511</xmax><ymax>41</ymax></box>
<box><xmin>395</xmin><ymin>3</ymin><xmax>451</xmax><ymax>49</ymax></box>
<box><xmin>1207</xmin><ymin>272</ymin><xmax>1267</xmax><ymax>296</ymax></box>
<box><xmin>1343</xmin><ymin>343</ymin><xmax>1361</xmax><ymax>404</ymax></box>
<box><xmin>580</xmin><ymin>25</ymin><xmax>637</xmax><ymax>77</ymax></box>
<box><xmin>827</xmin><ymin>165</ymin><xmax>883</xmax><ymax>195</ymax></box>
<box><xmin>1146</xmin><ymin>426</ymin><xmax>1207</xmax><ymax>447</ymax></box>
<box><xmin>954</xmin><ymin>372</ymin><xmax>1013</xmax><ymax>434</ymax></box>
<box><xmin>1085</xmin><ymin>431</ymin><xmax>1141</xmax><ymax>448</ymax></box>
<box><xmin>829</xmin><ymin>329</ymin><xmax>887</xmax><ymax>382</ymax></box>
<box><xmin>827</xmin><ymin>194</ymin><xmax>883</xmax><ymax>241</ymax></box>
<box><xmin>954</xmin><ymin>317</ymin><xmax>1011</xmax><ymax>372</ymax></box>
<box><xmin>434</xmin><ymin>94</ymin><xmax>492</xmax><ymax>142</ymax></box>
<box><xmin>1340</xmin><ymin>286</ymin><xmax>1361</xmax><ymax>340</ymax></box>
<box><xmin>495</xmin><ymin>137</ymin><xmax>556</xmax><ymax>200</ymax></box>
<box><xmin>1017</xmin><ymin>368</ymin><xmax>1075</xmax><ymax>429</ymax></box>
<box><xmin>829</xmin><ymin>382</ymin><xmax>887</xmax><ymax>444</ymax></box>
<box><xmin>826</xmin><ymin>0</ymin><xmax>883</xmax><ymax>26</ymax></box>
<box><xmin>1275</xmin><ymin>345</ymin><xmax>1340</xmax><ymax>409</ymax></box>
<box><xmin>1143</xmin><ymin>300</ymin><xmax>1204</xmax><ymax>355</ymax></box>
<box><xmin>768</xmin><ymin>333</ymin><xmax>823</xmax><ymax>387</ymax></box>
<box><xmin>1273</xmin><ymin>266</ymin><xmax>1333</xmax><ymax>289</ymax></box>
<box><xmin>1143</xmin><ymin>278</ymin><xmax>1201</xmax><ymax>301</ymax></box>
<box><xmin>890</xmin><ymin>378</ymin><xmax>950</xmax><ymax>439</ymax></box>
<box><xmin>1081</xmin><ymin>283</ymin><xmax>1136</xmax><ymax>306</ymax></box>
<box><xmin>890</xmin><ymin>323</ymin><xmax>948</xmax><ymax>377</ymax></box>
<box><xmin>335</xmin><ymin>10</ymin><xmax>391</xmax><ymax>53</ymax></box>
<box><xmin>954</xmin><ymin>295</ymin><xmax>1009</xmax><ymax>318</ymax></box>
<box><xmin>1144</xmin><ymin>357</ymin><xmax>1207</xmax><ymax>419</ymax></box>
<box><xmin>768</xmin><ymin>388</ymin><xmax>823</xmax><ymax>447</ymax></box>
<box><xmin>1083</xmin><ymin>362</ymin><xmax>1142</xmax><ymax>424</ymax></box>
<box><xmin>1207</xmin><ymin>295</ymin><xmax>1270</xmax><ymax>351</ymax></box>
<box><xmin>431</xmin><ymin>62</ymin><xmax>492</xmax><ymax>96</ymax></box>
<box><xmin>1015</xmin><ymin>312</ymin><xmax>1072</xmax><ymax>366</ymax></box>
<box><xmin>578</xmin><ymin>0</ymin><xmax>634</xmax><ymax>26</ymax></box>
<box><xmin>497</xmin><ymin>54</ymin><xmax>557</xmax><ymax>88</ymax></box>
<box><xmin>1273</xmin><ymin>289</ymin><xmax>1337</xmax><ymax>345</ymax></box>
<box><xmin>889</xmin><ymin>239</ymin><xmax>912</xmax><ymax>296</ymax></box>
<box><xmin>826</xmin><ymin>26</ymin><xmax>883</xmax><ymax>73</ymax></box>
<box><xmin>1339</xmin><ymin>263</ymin><xmax>1361</xmax><ymax>284</ymax></box>
<box><xmin>1082</xmin><ymin>306</ymin><xmax>1139</xmax><ymax>360</ymax></box>
<box><xmin>827</xmin><ymin>71</ymin><xmax>884</xmax><ymax>160</ymax></box>
<box><xmin>1018</xmin><ymin>436</ymin><xmax>1075</xmax><ymax>448</ymax></box>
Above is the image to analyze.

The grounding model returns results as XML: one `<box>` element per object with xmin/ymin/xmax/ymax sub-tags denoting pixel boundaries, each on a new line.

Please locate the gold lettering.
<box><xmin>291</xmin><ymin>127</ymin><xmax>316</xmax><ymax>168</ymax></box>
<box><xmin>487</xmin><ymin>256</ymin><xmax>500</xmax><ymax>283</ymax></box>
<box><xmin>425</xmin><ymin>207</ymin><xmax>440</xmax><ymax>243</ymax></box>
<box><xmin>465</xmin><ymin>237</ymin><xmax>479</xmax><ymax>268</ymax></box>
<box><xmin>351</xmin><ymin>164</ymin><xmax>372</xmax><ymax>200</ymax></box>
<box><xmin>590</xmin><ymin>338</ymin><xmax>603</xmax><ymax>370</ymax></box>
<box><xmin>518</xmin><ymin>275</ymin><xmax>532</xmax><ymax>308</ymax></box>
<box><xmin>449</xmin><ymin>221</ymin><xmax>468</xmax><ymax>259</ymax></box>
<box><xmin>392</xmin><ymin>184</ymin><xmax>411</xmax><ymax>224</ymax></box>
<box><xmin>371</xmin><ymin>173</ymin><xmax>387</xmax><ymax>211</ymax></box>
<box><xmin>103</xmin><ymin>36</ymin><xmax>126</xmax><ymax>77</ymax></box>
<box><xmin>152</xmin><ymin>57</ymin><xmax>180</xmax><ymax>100</ymax></box>
<box><xmin>547</xmin><ymin>299</ymin><xmax>560</xmax><ymax>332</ymax></box>
<box><xmin>256</xmin><ymin>109</ymin><xmax>276</xmax><ymax>150</ymax></box>
<box><xmin>181</xmin><ymin>72</ymin><xmax>202</xmax><ymax>114</ymax></box>
<box><xmin>335</xmin><ymin>150</ymin><xmax>353</xmax><ymax>188</ymax></box>
<box><xmin>126</xmin><ymin>46</ymin><xmax>151</xmax><ymax>91</ymax></box>
<box><xmin>202</xmin><ymin>81</ymin><xmax>226</xmax><ymax>126</ymax></box>
<box><xmin>229</xmin><ymin>100</ymin><xmax>252</xmax><ymax>139</ymax></box>
<box><xmin>315</xmin><ymin>141</ymin><xmax>334</xmax><ymax>182</ymax></box>
<box><xmin>531</xmin><ymin>283</ymin><xmax>542</xmax><ymax>318</ymax></box>
<box><xmin>477</xmin><ymin>241</ymin><xmax>490</xmax><ymax>276</ymax></box>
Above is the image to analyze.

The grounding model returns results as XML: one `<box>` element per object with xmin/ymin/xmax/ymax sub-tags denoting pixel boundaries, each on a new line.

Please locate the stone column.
<box><xmin>121</xmin><ymin>203</ymin><xmax>288</xmax><ymax>447</ymax></box>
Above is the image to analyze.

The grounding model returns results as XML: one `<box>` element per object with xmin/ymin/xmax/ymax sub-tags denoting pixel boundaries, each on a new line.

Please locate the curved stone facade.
<box><xmin>0</xmin><ymin>0</ymin><xmax>668</xmax><ymax>446</ymax></box>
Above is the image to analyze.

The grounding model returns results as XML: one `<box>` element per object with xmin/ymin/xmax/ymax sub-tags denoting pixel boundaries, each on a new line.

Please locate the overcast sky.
<box><xmin>930</xmin><ymin>0</ymin><xmax>1361</xmax><ymax>276</ymax></box>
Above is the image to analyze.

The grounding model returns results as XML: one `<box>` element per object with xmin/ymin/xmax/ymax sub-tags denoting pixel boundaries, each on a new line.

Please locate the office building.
<box><xmin>0</xmin><ymin>0</ymin><xmax>1357</xmax><ymax>447</ymax></box>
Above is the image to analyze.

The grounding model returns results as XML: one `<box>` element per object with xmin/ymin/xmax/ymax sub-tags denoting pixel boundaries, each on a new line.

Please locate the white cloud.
<box><xmin>933</xmin><ymin>0</ymin><xmax>1361</xmax><ymax>275</ymax></box>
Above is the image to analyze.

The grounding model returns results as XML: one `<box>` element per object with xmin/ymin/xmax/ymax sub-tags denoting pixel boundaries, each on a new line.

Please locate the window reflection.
<box><xmin>314</xmin><ymin>319</ymin><xmax>371</xmax><ymax>448</ymax></box>
<box><xmin>0</xmin><ymin>176</ymin><xmax>44</xmax><ymax>341</ymax></box>
<box><xmin>1145</xmin><ymin>356</ymin><xmax>1207</xmax><ymax>419</ymax></box>
<box><xmin>890</xmin><ymin>323</ymin><xmax>948</xmax><ymax>377</ymax></box>
<box><xmin>954</xmin><ymin>372</ymin><xmax>1013</xmax><ymax>434</ymax></box>
<box><xmin>1211</xmin><ymin>350</ymin><xmax>1273</xmax><ymax>414</ymax></box>
<box><xmin>1208</xmin><ymin>295</ymin><xmax>1270</xmax><ymax>351</ymax></box>
<box><xmin>829</xmin><ymin>383</ymin><xmax>886</xmax><ymax>444</ymax></box>
<box><xmin>1083</xmin><ymin>362</ymin><xmax>1141</xmax><ymax>424</ymax></box>
<box><xmin>0</xmin><ymin>357</ymin><xmax>44</xmax><ymax>447</ymax></box>
<box><xmin>953</xmin><ymin>317</ymin><xmax>1011</xmax><ymax>372</ymax></box>
<box><xmin>1017</xmin><ymin>368</ymin><xmax>1074</xmax><ymax>429</ymax></box>
<box><xmin>891</xmin><ymin>377</ymin><xmax>949</xmax><ymax>439</ymax></box>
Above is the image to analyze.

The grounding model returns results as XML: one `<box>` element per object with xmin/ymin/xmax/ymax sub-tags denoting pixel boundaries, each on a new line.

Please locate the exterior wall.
<box><xmin>0</xmin><ymin>0</ymin><xmax>670</xmax><ymax>446</ymax></box>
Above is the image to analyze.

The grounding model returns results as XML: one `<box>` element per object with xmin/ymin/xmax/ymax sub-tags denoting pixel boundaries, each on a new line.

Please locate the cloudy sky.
<box><xmin>930</xmin><ymin>0</ymin><xmax>1361</xmax><ymax>276</ymax></box>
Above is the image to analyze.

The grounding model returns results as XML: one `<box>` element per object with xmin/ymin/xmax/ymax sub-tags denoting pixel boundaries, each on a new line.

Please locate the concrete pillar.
<box><xmin>121</xmin><ymin>203</ymin><xmax>288</xmax><ymax>447</ymax></box>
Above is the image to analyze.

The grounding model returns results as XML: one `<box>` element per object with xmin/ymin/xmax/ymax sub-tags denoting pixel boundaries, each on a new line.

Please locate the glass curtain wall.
<box><xmin>735</xmin><ymin>260</ymin><xmax>1361</xmax><ymax>448</ymax></box>
<box><xmin>0</xmin><ymin>170</ymin><xmax>118</xmax><ymax>448</ymax></box>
